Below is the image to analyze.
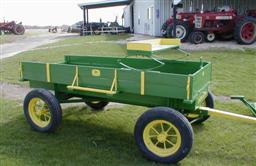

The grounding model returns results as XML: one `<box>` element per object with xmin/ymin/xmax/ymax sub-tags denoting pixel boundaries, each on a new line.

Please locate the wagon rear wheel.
<box><xmin>134</xmin><ymin>107</ymin><xmax>193</xmax><ymax>163</ymax></box>
<box><xmin>85</xmin><ymin>101</ymin><xmax>109</xmax><ymax>111</ymax></box>
<box><xmin>23</xmin><ymin>89</ymin><xmax>62</xmax><ymax>132</ymax></box>
<box><xmin>186</xmin><ymin>91</ymin><xmax>214</xmax><ymax>124</ymax></box>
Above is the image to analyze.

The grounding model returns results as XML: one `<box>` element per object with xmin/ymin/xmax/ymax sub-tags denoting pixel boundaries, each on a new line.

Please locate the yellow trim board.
<box><xmin>199</xmin><ymin>106</ymin><xmax>256</xmax><ymax>124</ymax></box>
<box><xmin>160</xmin><ymin>38</ymin><xmax>181</xmax><ymax>45</ymax></box>
<box><xmin>46</xmin><ymin>63</ymin><xmax>51</xmax><ymax>82</ymax></box>
<box><xmin>186</xmin><ymin>76</ymin><xmax>191</xmax><ymax>100</ymax></box>
<box><xmin>141</xmin><ymin>71</ymin><xmax>145</xmax><ymax>95</ymax></box>
<box><xmin>127</xmin><ymin>43</ymin><xmax>152</xmax><ymax>51</ymax></box>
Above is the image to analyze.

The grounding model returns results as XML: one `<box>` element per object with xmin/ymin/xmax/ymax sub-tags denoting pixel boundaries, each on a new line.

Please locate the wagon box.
<box><xmin>20</xmin><ymin>55</ymin><xmax>211</xmax><ymax>111</ymax></box>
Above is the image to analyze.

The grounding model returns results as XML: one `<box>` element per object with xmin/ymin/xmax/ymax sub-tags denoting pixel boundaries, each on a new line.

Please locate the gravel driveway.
<box><xmin>0</xmin><ymin>29</ymin><xmax>77</xmax><ymax>59</ymax></box>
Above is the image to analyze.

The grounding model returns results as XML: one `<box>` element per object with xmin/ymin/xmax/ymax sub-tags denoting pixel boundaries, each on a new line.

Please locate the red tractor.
<box><xmin>162</xmin><ymin>6</ymin><xmax>256</xmax><ymax>45</ymax></box>
<box><xmin>0</xmin><ymin>21</ymin><xmax>25</xmax><ymax>35</ymax></box>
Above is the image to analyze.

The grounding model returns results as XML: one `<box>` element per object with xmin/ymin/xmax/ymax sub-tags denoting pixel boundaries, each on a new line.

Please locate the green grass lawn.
<box><xmin>1</xmin><ymin>34</ymin><xmax>255</xmax><ymax>100</ymax></box>
<box><xmin>1</xmin><ymin>34</ymin><xmax>256</xmax><ymax>165</ymax></box>
<box><xmin>0</xmin><ymin>98</ymin><xmax>255</xmax><ymax>166</ymax></box>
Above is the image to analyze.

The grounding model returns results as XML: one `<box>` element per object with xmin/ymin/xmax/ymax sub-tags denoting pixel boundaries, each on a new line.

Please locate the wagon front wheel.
<box><xmin>23</xmin><ymin>89</ymin><xmax>62</xmax><ymax>132</ymax></box>
<box><xmin>134</xmin><ymin>107</ymin><xmax>193</xmax><ymax>163</ymax></box>
<box><xmin>85</xmin><ymin>101</ymin><xmax>109</xmax><ymax>111</ymax></box>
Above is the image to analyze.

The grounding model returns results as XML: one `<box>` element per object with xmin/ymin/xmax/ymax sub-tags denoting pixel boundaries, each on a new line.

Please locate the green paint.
<box><xmin>21</xmin><ymin>55</ymin><xmax>211</xmax><ymax>114</ymax></box>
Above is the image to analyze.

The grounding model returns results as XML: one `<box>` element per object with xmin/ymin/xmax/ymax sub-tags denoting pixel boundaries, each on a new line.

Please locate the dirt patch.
<box><xmin>1</xmin><ymin>30</ymin><xmax>78</xmax><ymax>59</ymax></box>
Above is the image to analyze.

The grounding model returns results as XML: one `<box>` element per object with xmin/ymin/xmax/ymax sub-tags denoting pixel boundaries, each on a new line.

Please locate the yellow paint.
<box><xmin>141</xmin><ymin>71</ymin><xmax>145</xmax><ymax>95</ymax></box>
<box><xmin>127</xmin><ymin>42</ymin><xmax>152</xmax><ymax>51</ymax></box>
<box><xmin>143</xmin><ymin>120</ymin><xmax>182</xmax><ymax>157</ymax></box>
<box><xmin>46</xmin><ymin>63</ymin><xmax>51</xmax><ymax>82</ymax></box>
<box><xmin>92</xmin><ymin>69</ymin><xmax>101</xmax><ymax>77</ymax></box>
<box><xmin>19</xmin><ymin>62</ymin><xmax>23</xmax><ymax>79</ymax></box>
<box><xmin>28</xmin><ymin>98</ymin><xmax>51</xmax><ymax>128</ymax></box>
<box><xmin>160</xmin><ymin>38</ymin><xmax>181</xmax><ymax>45</ymax></box>
<box><xmin>67</xmin><ymin>86</ymin><xmax>117</xmax><ymax>95</ymax></box>
<box><xmin>199</xmin><ymin>106</ymin><xmax>256</xmax><ymax>124</ymax></box>
<box><xmin>186</xmin><ymin>76</ymin><xmax>191</xmax><ymax>100</ymax></box>
<box><xmin>127</xmin><ymin>38</ymin><xmax>181</xmax><ymax>51</ymax></box>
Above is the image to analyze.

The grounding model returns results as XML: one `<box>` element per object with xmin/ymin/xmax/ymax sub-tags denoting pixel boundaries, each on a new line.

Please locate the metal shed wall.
<box><xmin>182</xmin><ymin>0</ymin><xmax>256</xmax><ymax>14</ymax></box>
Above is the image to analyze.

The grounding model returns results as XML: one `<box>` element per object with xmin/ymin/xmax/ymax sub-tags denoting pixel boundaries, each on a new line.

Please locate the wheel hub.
<box><xmin>157</xmin><ymin>132</ymin><xmax>167</xmax><ymax>143</ymax></box>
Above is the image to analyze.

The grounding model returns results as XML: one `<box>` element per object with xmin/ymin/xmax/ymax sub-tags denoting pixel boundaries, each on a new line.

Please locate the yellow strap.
<box><xmin>19</xmin><ymin>62</ymin><xmax>23</xmax><ymax>79</ymax></box>
<box><xmin>186</xmin><ymin>76</ymin><xmax>191</xmax><ymax>100</ymax></box>
<box><xmin>46</xmin><ymin>63</ymin><xmax>51</xmax><ymax>82</ymax></box>
<box><xmin>141</xmin><ymin>71</ymin><xmax>145</xmax><ymax>95</ymax></box>
<box><xmin>67</xmin><ymin>86</ymin><xmax>117</xmax><ymax>95</ymax></box>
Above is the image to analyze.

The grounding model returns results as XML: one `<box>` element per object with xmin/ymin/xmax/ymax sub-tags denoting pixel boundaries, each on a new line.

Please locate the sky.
<box><xmin>0</xmin><ymin>0</ymin><xmax>126</xmax><ymax>26</ymax></box>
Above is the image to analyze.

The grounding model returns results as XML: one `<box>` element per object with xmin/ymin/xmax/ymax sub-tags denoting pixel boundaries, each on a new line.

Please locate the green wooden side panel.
<box><xmin>22</xmin><ymin>62</ymin><xmax>47</xmax><ymax>82</ymax></box>
<box><xmin>21</xmin><ymin>56</ymin><xmax>212</xmax><ymax>102</ymax></box>
<box><xmin>78</xmin><ymin>66</ymin><xmax>115</xmax><ymax>89</ymax></box>
<box><xmin>191</xmin><ymin>63</ymin><xmax>212</xmax><ymax>100</ymax></box>
<box><xmin>118</xmin><ymin>69</ymin><xmax>141</xmax><ymax>94</ymax></box>
<box><xmin>145</xmin><ymin>72</ymin><xmax>188</xmax><ymax>99</ymax></box>
<box><xmin>50</xmin><ymin>64</ymin><xmax>76</xmax><ymax>85</ymax></box>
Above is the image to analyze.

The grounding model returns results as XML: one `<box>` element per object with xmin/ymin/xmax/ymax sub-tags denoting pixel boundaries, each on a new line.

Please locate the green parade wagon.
<box><xmin>20</xmin><ymin>39</ymin><xmax>256</xmax><ymax>164</ymax></box>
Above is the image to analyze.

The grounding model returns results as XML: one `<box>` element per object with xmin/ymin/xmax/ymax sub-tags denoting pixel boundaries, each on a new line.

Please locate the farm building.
<box><xmin>124</xmin><ymin>0</ymin><xmax>256</xmax><ymax>36</ymax></box>
<box><xmin>78</xmin><ymin>0</ymin><xmax>256</xmax><ymax>36</ymax></box>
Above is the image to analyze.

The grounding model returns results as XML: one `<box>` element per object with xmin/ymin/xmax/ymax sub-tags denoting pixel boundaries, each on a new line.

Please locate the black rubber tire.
<box><xmin>189</xmin><ymin>31</ymin><xmax>205</xmax><ymax>44</ymax></box>
<box><xmin>234</xmin><ymin>17</ymin><xmax>256</xmax><ymax>45</ymax></box>
<box><xmin>187</xmin><ymin>91</ymin><xmax>214</xmax><ymax>124</ymax></box>
<box><xmin>85</xmin><ymin>101</ymin><xmax>109</xmax><ymax>111</ymax></box>
<box><xmin>166</xmin><ymin>22</ymin><xmax>189</xmax><ymax>42</ymax></box>
<box><xmin>134</xmin><ymin>107</ymin><xmax>193</xmax><ymax>163</ymax></box>
<box><xmin>13</xmin><ymin>24</ymin><xmax>25</xmax><ymax>35</ymax></box>
<box><xmin>161</xmin><ymin>22</ymin><xmax>168</xmax><ymax>37</ymax></box>
<box><xmin>23</xmin><ymin>89</ymin><xmax>62</xmax><ymax>132</ymax></box>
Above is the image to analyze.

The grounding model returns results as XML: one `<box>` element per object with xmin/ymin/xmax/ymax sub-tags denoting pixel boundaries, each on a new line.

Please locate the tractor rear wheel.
<box><xmin>166</xmin><ymin>22</ymin><xmax>189</xmax><ymax>42</ymax></box>
<box><xmin>235</xmin><ymin>17</ymin><xmax>256</xmax><ymax>45</ymax></box>
<box><xmin>189</xmin><ymin>31</ymin><xmax>205</xmax><ymax>44</ymax></box>
<box><xmin>134</xmin><ymin>107</ymin><xmax>193</xmax><ymax>163</ymax></box>
<box><xmin>13</xmin><ymin>24</ymin><xmax>25</xmax><ymax>35</ymax></box>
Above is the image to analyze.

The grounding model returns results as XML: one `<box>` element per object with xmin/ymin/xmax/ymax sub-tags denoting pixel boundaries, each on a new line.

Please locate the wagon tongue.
<box><xmin>199</xmin><ymin>106</ymin><xmax>256</xmax><ymax>124</ymax></box>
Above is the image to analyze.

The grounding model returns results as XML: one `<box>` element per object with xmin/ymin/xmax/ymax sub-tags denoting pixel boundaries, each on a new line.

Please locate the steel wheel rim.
<box><xmin>240</xmin><ymin>22</ymin><xmax>256</xmax><ymax>42</ymax></box>
<box><xmin>28</xmin><ymin>98</ymin><xmax>51</xmax><ymax>128</ymax></box>
<box><xmin>143</xmin><ymin>120</ymin><xmax>181</xmax><ymax>157</ymax></box>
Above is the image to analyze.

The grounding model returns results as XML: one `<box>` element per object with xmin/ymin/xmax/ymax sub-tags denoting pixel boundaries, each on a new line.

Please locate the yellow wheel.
<box><xmin>143</xmin><ymin>120</ymin><xmax>181</xmax><ymax>157</ymax></box>
<box><xmin>134</xmin><ymin>107</ymin><xmax>193</xmax><ymax>163</ymax></box>
<box><xmin>24</xmin><ymin>89</ymin><xmax>62</xmax><ymax>132</ymax></box>
<box><xmin>28</xmin><ymin>98</ymin><xmax>51</xmax><ymax>128</ymax></box>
